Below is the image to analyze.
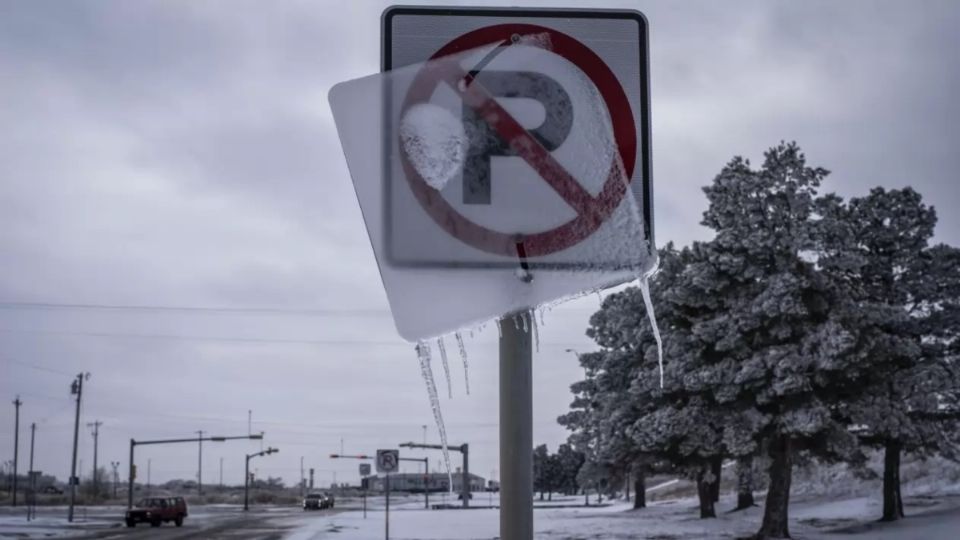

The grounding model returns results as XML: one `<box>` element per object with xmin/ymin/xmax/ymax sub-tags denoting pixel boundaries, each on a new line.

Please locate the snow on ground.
<box><xmin>0</xmin><ymin>517</ymin><xmax>86</xmax><ymax>539</ymax></box>
<box><xmin>281</xmin><ymin>492</ymin><xmax>960</xmax><ymax>540</ymax></box>
<box><xmin>0</xmin><ymin>514</ymin><xmax>122</xmax><ymax>539</ymax></box>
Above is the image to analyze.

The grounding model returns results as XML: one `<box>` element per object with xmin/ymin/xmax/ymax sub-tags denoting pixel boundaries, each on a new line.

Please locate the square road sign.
<box><xmin>376</xmin><ymin>449</ymin><xmax>399</xmax><ymax>474</ymax></box>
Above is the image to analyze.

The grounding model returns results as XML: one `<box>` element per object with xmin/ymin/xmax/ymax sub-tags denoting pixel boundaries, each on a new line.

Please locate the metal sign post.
<box><xmin>376</xmin><ymin>449</ymin><xmax>399</xmax><ymax>540</ymax></box>
<box><xmin>359</xmin><ymin>463</ymin><xmax>371</xmax><ymax>519</ymax></box>
<box><xmin>501</xmin><ymin>311</ymin><xmax>533</xmax><ymax>540</ymax></box>
<box><xmin>385</xmin><ymin>473</ymin><xmax>391</xmax><ymax>540</ymax></box>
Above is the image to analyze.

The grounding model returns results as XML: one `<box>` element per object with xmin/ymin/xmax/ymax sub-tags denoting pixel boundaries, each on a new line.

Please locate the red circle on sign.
<box><xmin>399</xmin><ymin>24</ymin><xmax>636</xmax><ymax>258</ymax></box>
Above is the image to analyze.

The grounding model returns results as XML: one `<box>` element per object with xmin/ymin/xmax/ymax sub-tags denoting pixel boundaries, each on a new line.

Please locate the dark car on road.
<box><xmin>303</xmin><ymin>492</ymin><xmax>334</xmax><ymax>510</ymax></box>
<box><xmin>125</xmin><ymin>497</ymin><xmax>188</xmax><ymax>527</ymax></box>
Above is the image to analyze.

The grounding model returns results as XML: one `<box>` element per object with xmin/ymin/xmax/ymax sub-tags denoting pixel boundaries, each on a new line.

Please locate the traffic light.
<box><xmin>131</xmin><ymin>465</ymin><xmax>137</xmax><ymax>480</ymax></box>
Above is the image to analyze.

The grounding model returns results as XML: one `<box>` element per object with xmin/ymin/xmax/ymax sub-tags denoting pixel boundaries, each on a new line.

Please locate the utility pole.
<box><xmin>147</xmin><ymin>459</ymin><xmax>151</xmax><ymax>492</ymax></box>
<box><xmin>300</xmin><ymin>456</ymin><xmax>305</xmax><ymax>497</ymax></box>
<box><xmin>219</xmin><ymin>457</ymin><xmax>224</xmax><ymax>488</ymax></box>
<box><xmin>196</xmin><ymin>430</ymin><xmax>204</xmax><ymax>496</ymax></box>
<box><xmin>110</xmin><ymin>461</ymin><xmax>119</xmax><ymax>498</ymax></box>
<box><xmin>68</xmin><ymin>373</ymin><xmax>88</xmax><ymax>522</ymax></box>
<box><xmin>12</xmin><ymin>396</ymin><xmax>21</xmax><ymax>507</ymax></box>
<box><xmin>87</xmin><ymin>420</ymin><xmax>102</xmax><ymax>496</ymax></box>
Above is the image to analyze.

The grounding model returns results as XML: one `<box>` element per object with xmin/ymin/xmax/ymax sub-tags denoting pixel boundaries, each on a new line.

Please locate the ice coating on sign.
<box><xmin>455</xmin><ymin>332</ymin><xmax>470</xmax><ymax>395</ymax></box>
<box><xmin>400</xmin><ymin>103</ymin><xmax>467</xmax><ymax>191</ymax></box>
<box><xmin>515</xmin><ymin>32</ymin><xmax>553</xmax><ymax>51</ymax></box>
<box><xmin>532</xmin><ymin>311</ymin><xmax>540</xmax><ymax>352</ymax></box>
<box><xmin>416</xmin><ymin>342</ymin><xmax>454</xmax><ymax>490</ymax></box>
<box><xmin>638</xmin><ymin>273</ymin><xmax>664</xmax><ymax>388</ymax></box>
<box><xmin>437</xmin><ymin>336</ymin><xmax>453</xmax><ymax>399</ymax></box>
<box><xmin>328</xmin><ymin>31</ymin><xmax>655</xmax><ymax>339</ymax></box>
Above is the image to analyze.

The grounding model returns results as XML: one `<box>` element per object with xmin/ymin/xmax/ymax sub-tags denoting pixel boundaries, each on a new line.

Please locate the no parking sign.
<box><xmin>330</xmin><ymin>7</ymin><xmax>654</xmax><ymax>340</ymax></box>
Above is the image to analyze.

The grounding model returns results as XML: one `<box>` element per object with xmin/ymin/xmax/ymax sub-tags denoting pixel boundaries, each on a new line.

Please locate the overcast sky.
<box><xmin>2</xmin><ymin>0</ymin><xmax>958</xmax><ymax>489</ymax></box>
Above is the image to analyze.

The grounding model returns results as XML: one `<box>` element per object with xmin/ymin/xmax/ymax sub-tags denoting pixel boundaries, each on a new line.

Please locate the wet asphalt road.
<box><xmin>0</xmin><ymin>505</ymin><xmax>343</xmax><ymax>539</ymax></box>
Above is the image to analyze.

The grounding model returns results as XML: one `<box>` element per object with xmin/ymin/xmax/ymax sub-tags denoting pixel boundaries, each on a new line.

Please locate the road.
<box><xmin>0</xmin><ymin>505</ymin><xmax>343</xmax><ymax>539</ymax></box>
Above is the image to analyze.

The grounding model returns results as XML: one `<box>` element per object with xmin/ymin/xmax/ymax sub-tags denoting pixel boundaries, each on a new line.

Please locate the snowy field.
<box><xmin>282</xmin><ymin>492</ymin><xmax>960</xmax><ymax>540</ymax></box>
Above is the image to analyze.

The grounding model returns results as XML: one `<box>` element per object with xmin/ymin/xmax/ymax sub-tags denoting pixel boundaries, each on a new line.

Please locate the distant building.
<box><xmin>363</xmin><ymin>471</ymin><xmax>485</xmax><ymax>493</ymax></box>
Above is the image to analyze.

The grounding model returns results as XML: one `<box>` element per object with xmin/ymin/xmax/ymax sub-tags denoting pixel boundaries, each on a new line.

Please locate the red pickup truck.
<box><xmin>124</xmin><ymin>497</ymin><xmax>188</xmax><ymax>527</ymax></box>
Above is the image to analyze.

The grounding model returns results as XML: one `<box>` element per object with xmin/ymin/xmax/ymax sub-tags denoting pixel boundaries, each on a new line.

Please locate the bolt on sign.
<box><xmin>329</xmin><ymin>7</ymin><xmax>654</xmax><ymax>341</ymax></box>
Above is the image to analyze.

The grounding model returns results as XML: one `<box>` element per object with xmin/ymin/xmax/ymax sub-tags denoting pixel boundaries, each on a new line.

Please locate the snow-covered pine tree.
<box><xmin>818</xmin><ymin>188</ymin><xmax>960</xmax><ymax>521</ymax></box>
<box><xmin>567</xmin><ymin>245</ymin><xmax>732</xmax><ymax>518</ymax></box>
<box><xmin>555</xmin><ymin>443</ymin><xmax>585</xmax><ymax>496</ymax></box>
<box><xmin>691</xmin><ymin>143</ymin><xmax>868</xmax><ymax>539</ymax></box>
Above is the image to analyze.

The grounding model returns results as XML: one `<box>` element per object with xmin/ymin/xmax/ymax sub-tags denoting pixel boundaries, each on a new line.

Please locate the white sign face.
<box><xmin>359</xmin><ymin>463</ymin><xmax>372</xmax><ymax>477</ymax></box>
<box><xmin>376</xmin><ymin>449</ymin><xmax>399</xmax><ymax>474</ymax></box>
<box><xmin>329</xmin><ymin>7</ymin><xmax>654</xmax><ymax>340</ymax></box>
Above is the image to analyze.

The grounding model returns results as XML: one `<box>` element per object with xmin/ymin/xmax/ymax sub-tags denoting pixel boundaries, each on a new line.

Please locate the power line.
<box><xmin>0</xmin><ymin>328</ymin><xmax>408</xmax><ymax>347</ymax></box>
<box><xmin>0</xmin><ymin>327</ymin><xmax>592</xmax><ymax>349</ymax></box>
<box><xmin>0</xmin><ymin>301</ymin><xmax>389</xmax><ymax>317</ymax></box>
<box><xmin>0</xmin><ymin>300</ymin><xmax>594</xmax><ymax>317</ymax></box>
<box><xmin>3</xmin><ymin>358</ymin><xmax>76</xmax><ymax>376</ymax></box>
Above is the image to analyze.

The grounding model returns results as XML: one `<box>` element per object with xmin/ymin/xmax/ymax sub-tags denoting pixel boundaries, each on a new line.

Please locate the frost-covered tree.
<box><xmin>688</xmin><ymin>143</ymin><xmax>872</xmax><ymax>539</ymax></box>
<box><xmin>533</xmin><ymin>444</ymin><xmax>568</xmax><ymax>501</ymax></box>
<box><xmin>563</xmin><ymin>245</ymin><xmax>731</xmax><ymax>518</ymax></box>
<box><xmin>555</xmin><ymin>443</ymin><xmax>585</xmax><ymax>496</ymax></box>
<box><xmin>818</xmin><ymin>188</ymin><xmax>960</xmax><ymax>521</ymax></box>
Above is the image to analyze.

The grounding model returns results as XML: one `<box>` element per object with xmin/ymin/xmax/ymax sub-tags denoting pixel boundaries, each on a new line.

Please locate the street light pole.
<box><xmin>244</xmin><ymin>448</ymin><xmax>278</xmax><ymax>511</ymax></box>
<box><xmin>127</xmin><ymin>433</ymin><xmax>263</xmax><ymax>509</ymax></box>
<box><xmin>110</xmin><ymin>461</ymin><xmax>119</xmax><ymax>499</ymax></box>
<box><xmin>397</xmin><ymin>457</ymin><xmax>430</xmax><ymax>509</ymax></box>
<box><xmin>196</xmin><ymin>430</ymin><xmax>204</xmax><ymax>496</ymax></box>
<box><xmin>87</xmin><ymin>421</ymin><xmax>102</xmax><ymax>496</ymax></box>
<box><xmin>398</xmin><ymin>442</ymin><xmax>471</xmax><ymax>508</ymax></box>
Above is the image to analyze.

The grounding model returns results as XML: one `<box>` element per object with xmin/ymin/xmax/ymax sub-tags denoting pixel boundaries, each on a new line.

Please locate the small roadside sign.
<box><xmin>376</xmin><ymin>449</ymin><xmax>399</xmax><ymax>474</ymax></box>
<box><xmin>359</xmin><ymin>463</ymin><xmax>372</xmax><ymax>477</ymax></box>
